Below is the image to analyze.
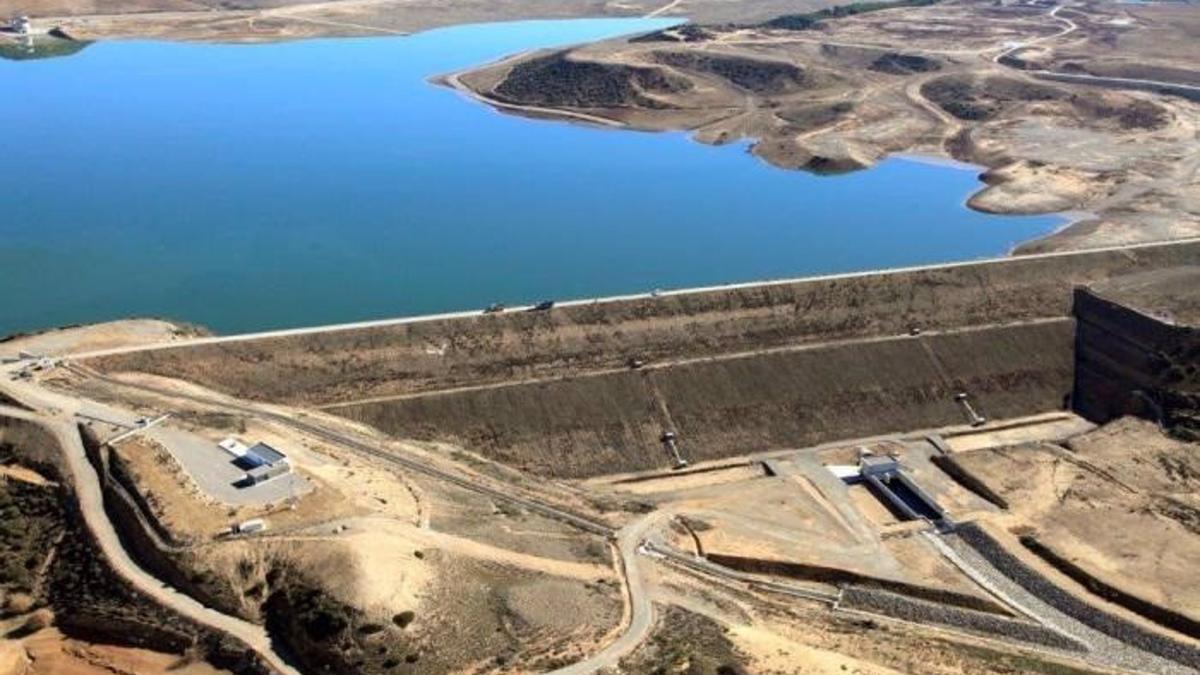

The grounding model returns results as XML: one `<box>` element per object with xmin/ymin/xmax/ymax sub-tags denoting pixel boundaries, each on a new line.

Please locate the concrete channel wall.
<box><xmin>1073</xmin><ymin>288</ymin><xmax>1200</xmax><ymax>436</ymax></box>
<box><xmin>89</xmin><ymin>240</ymin><xmax>1200</xmax><ymax>408</ymax></box>
<box><xmin>336</xmin><ymin>320</ymin><xmax>1075</xmax><ymax>477</ymax></box>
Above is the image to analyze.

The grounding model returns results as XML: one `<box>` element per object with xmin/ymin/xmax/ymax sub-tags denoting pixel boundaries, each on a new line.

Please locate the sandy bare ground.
<box><xmin>0</xmin><ymin>320</ymin><xmax>203</xmax><ymax>361</ymax></box>
<box><xmin>453</xmin><ymin>0</ymin><xmax>1200</xmax><ymax>252</ymax></box>
<box><xmin>0</xmin><ymin>463</ymin><xmax>54</xmax><ymax>485</ymax></box>
<box><xmin>0</xmin><ymin>627</ymin><xmax>227</xmax><ymax>675</ymax></box>
<box><xmin>12</xmin><ymin>0</ymin><xmax>872</xmax><ymax>42</ymax></box>
<box><xmin>952</xmin><ymin>417</ymin><xmax>1200</xmax><ymax>626</ymax></box>
<box><xmin>729</xmin><ymin>624</ymin><xmax>905</xmax><ymax>674</ymax></box>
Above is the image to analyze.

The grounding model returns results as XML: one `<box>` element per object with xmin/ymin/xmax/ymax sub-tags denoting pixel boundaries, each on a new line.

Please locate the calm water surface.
<box><xmin>0</xmin><ymin>19</ymin><xmax>1063</xmax><ymax>335</ymax></box>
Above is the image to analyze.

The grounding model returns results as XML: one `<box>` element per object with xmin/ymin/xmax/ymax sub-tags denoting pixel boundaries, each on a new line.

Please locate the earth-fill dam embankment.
<box><xmin>87</xmin><ymin>241</ymin><xmax>1200</xmax><ymax>477</ymax></box>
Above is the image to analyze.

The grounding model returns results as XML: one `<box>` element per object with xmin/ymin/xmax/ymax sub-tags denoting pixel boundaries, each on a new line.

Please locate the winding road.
<box><xmin>548</xmin><ymin>513</ymin><xmax>663</xmax><ymax>675</ymax></box>
<box><xmin>0</xmin><ymin>393</ymin><xmax>302</xmax><ymax>675</ymax></box>
<box><xmin>3</xmin><ymin>354</ymin><xmax>661</xmax><ymax>674</ymax></box>
<box><xmin>991</xmin><ymin>6</ymin><xmax>1200</xmax><ymax>99</ymax></box>
<box><xmin>44</xmin><ymin>363</ymin><xmax>663</xmax><ymax>673</ymax></box>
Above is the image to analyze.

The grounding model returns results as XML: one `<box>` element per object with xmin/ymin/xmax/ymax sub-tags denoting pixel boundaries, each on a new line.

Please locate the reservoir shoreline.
<box><xmin>2</xmin><ymin>18</ymin><xmax>1063</xmax><ymax>336</ymax></box>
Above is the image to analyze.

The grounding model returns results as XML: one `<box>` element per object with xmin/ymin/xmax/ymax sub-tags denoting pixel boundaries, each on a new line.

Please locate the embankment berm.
<box><xmin>88</xmin><ymin>240</ymin><xmax>1200</xmax><ymax>478</ymax></box>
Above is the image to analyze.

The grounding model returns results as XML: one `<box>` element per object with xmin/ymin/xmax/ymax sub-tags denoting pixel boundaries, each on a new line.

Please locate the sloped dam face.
<box><xmin>90</xmin><ymin>241</ymin><xmax>1200</xmax><ymax>478</ymax></box>
<box><xmin>331</xmin><ymin>319</ymin><xmax>1074</xmax><ymax>477</ymax></box>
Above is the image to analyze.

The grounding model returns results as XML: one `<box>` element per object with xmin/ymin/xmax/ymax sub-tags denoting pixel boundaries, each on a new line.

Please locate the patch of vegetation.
<box><xmin>0</xmin><ymin>35</ymin><xmax>91</xmax><ymax>62</ymax></box>
<box><xmin>677</xmin><ymin>515</ymin><xmax>713</xmax><ymax>532</ymax></box>
<box><xmin>805</xmin><ymin>154</ymin><xmax>866</xmax><ymax>174</ymax></box>
<box><xmin>921</xmin><ymin>75</ymin><xmax>1060</xmax><ymax>121</ymax></box>
<box><xmin>0</xmin><ymin>479</ymin><xmax>62</xmax><ymax>598</ymax></box>
<box><xmin>622</xmin><ymin>500</ymin><xmax>656</xmax><ymax>514</ymax></box>
<box><xmin>0</xmin><ymin>391</ymin><xmax>31</xmax><ymax>411</ymax></box>
<box><xmin>630</xmin><ymin>24</ymin><xmax>716</xmax><ymax>44</ymax></box>
<box><xmin>921</xmin><ymin>74</ymin><xmax>1168</xmax><ymax>129</ymax></box>
<box><xmin>265</xmin><ymin>580</ymin><xmax>421</xmax><ymax>674</ymax></box>
<box><xmin>653</xmin><ymin>51</ymin><xmax>806</xmax><ymax>94</ymax></box>
<box><xmin>494</xmin><ymin>50</ymin><xmax>691</xmax><ymax>109</ymax></box>
<box><xmin>618</xmin><ymin>606</ymin><xmax>749</xmax><ymax>674</ymax></box>
<box><xmin>869</xmin><ymin>52</ymin><xmax>941</xmax><ymax>75</ymax></box>
<box><xmin>393</xmin><ymin>610</ymin><xmax>416</xmax><ymax>628</ymax></box>
<box><xmin>0</xmin><ymin>418</ymin><xmax>64</xmax><ymax>479</ymax></box>
<box><xmin>777</xmin><ymin>101</ymin><xmax>854</xmax><ymax>129</ymax></box>
<box><xmin>761</xmin><ymin>0</ymin><xmax>939</xmax><ymax>31</ymax></box>
<box><xmin>1069</xmin><ymin>93</ymin><xmax>1167</xmax><ymax>130</ymax></box>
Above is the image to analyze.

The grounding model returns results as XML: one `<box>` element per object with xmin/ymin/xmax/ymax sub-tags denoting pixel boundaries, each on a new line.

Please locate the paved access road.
<box><xmin>548</xmin><ymin>512</ymin><xmax>665</xmax><ymax>675</ymax></box>
<box><xmin>0</xmin><ymin>389</ymin><xmax>301</xmax><ymax>675</ymax></box>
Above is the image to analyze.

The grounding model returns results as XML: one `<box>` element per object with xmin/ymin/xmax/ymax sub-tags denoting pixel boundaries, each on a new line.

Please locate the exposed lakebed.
<box><xmin>0</xmin><ymin>18</ymin><xmax>1063</xmax><ymax>335</ymax></box>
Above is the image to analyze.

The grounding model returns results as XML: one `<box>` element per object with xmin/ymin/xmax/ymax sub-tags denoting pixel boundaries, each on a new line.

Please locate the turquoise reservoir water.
<box><xmin>0</xmin><ymin>19</ymin><xmax>1063</xmax><ymax>335</ymax></box>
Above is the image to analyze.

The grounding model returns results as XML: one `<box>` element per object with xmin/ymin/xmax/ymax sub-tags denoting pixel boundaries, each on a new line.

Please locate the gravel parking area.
<box><xmin>146</xmin><ymin>426</ymin><xmax>308</xmax><ymax>506</ymax></box>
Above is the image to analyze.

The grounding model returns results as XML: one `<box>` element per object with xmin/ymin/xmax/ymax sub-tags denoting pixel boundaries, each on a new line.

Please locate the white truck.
<box><xmin>231</xmin><ymin>518</ymin><xmax>267</xmax><ymax>535</ymax></box>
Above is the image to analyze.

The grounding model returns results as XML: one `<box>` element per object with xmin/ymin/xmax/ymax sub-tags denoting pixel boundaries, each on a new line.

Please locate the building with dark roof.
<box><xmin>244</xmin><ymin>442</ymin><xmax>288</xmax><ymax>468</ymax></box>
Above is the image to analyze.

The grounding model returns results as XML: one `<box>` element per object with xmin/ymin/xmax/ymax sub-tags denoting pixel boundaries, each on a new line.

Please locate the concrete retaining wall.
<box><xmin>930</xmin><ymin>454</ymin><xmax>1009</xmax><ymax>509</ymax></box>
<box><xmin>1073</xmin><ymin>288</ymin><xmax>1200</xmax><ymax>437</ymax></box>
<box><xmin>1020</xmin><ymin>534</ymin><xmax>1200</xmax><ymax>641</ymax></box>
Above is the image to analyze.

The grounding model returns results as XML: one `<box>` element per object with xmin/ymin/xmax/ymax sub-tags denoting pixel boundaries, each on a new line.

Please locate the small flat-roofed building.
<box><xmin>245</xmin><ymin>462</ymin><xmax>290</xmax><ymax>485</ymax></box>
<box><xmin>218</xmin><ymin>437</ymin><xmax>249</xmax><ymax>458</ymax></box>
<box><xmin>245</xmin><ymin>442</ymin><xmax>287</xmax><ymax>468</ymax></box>
<box><xmin>230</xmin><ymin>442</ymin><xmax>292</xmax><ymax>487</ymax></box>
<box><xmin>859</xmin><ymin>453</ymin><xmax>899</xmax><ymax>477</ymax></box>
<box><xmin>825</xmin><ymin>464</ymin><xmax>861</xmax><ymax>481</ymax></box>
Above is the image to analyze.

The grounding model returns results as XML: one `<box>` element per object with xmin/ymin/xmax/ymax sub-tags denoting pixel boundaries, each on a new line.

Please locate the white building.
<box><xmin>218</xmin><ymin>437</ymin><xmax>249</xmax><ymax>458</ymax></box>
<box><xmin>221</xmin><ymin>438</ymin><xmax>292</xmax><ymax>486</ymax></box>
